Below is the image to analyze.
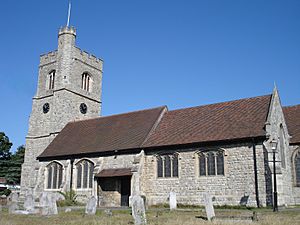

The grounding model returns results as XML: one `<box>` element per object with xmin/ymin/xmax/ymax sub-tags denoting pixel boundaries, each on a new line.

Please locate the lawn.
<box><xmin>0</xmin><ymin>207</ymin><xmax>299</xmax><ymax>225</ymax></box>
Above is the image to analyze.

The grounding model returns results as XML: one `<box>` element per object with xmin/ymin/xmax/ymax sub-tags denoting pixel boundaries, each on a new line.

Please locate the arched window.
<box><xmin>76</xmin><ymin>159</ymin><xmax>94</xmax><ymax>189</ymax></box>
<box><xmin>293</xmin><ymin>150</ymin><xmax>300</xmax><ymax>187</ymax></box>
<box><xmin>46</xmin><ymin>161</ymin><xmax>63</xmax><ymax>189</ymax></box>
<box><xmin>198</xmin><ymin>149</ymin><xmax>225</xmax><ymax>176</ymax></box>
<box><xmin>81</xmin><ymin>72</ymin><xmax>92</xmax><ymax>92</ymax></box>
<box><xmin>48</xmin><ymin>70</ymin><xmax>55</xmax><ymax>90</ymax></box>
<box><xmin>157</xmin><ymin>153</ymin><xmax>179</xmax><ymax>178</ymax></box>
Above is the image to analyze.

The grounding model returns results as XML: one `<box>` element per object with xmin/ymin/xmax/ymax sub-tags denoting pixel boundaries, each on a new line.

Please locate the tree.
<box><xmin>6</xmin><ymin>145</ymin><xmax>25</xmax><ymax>184</ymax></box>
<box><xmin>0</xmin><ymin>132</ymin><xmax>12</xmax><ymax>160</ymax></box>
<box><xmin>0</xmin><ymin>132</ymin><xmax>13</xmax><ymax>180</ymax></box>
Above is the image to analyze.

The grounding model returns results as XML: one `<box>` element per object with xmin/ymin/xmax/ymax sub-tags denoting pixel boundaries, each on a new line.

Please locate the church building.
<box><xmin>21</xmin><ymin>26</ymin><xmax>300</xmax><ymax>208</ymax></box>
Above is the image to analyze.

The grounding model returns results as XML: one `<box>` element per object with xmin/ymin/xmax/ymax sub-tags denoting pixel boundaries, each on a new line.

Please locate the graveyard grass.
<box><xmin>1</xmin><ymin>208</ymin><xmax>300</xmax><ymax>225</ymax></box>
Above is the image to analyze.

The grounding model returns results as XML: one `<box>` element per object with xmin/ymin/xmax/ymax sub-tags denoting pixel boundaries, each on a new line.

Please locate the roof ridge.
<box><xmin>168</xmin><ymin>94</ymin><xmax>272</xmax><ymax>113</ymax></box>
<box><xmin>283</xmin><ymin>104</ymin><xmax>300</xmax><ymax>109</ymax></box>
<box><xmin>68</xmin><ymin>105</ymin><xmax>167</xmax><ymax>124</ymax></box>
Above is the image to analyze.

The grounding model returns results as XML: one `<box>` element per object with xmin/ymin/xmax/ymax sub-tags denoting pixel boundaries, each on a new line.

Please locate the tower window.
<box><xmin>46</xmin><ymin>161</ymin><xmax>63</xmax><ymax>189</ymax></box>
<box><xmin>76</xmin><ymin>159</ymin><xmax>94</xmax><ymax>189</ymax></box>
<box><xmin>48</xmin><ymin>70</ymin><xmax>56</xmax><ymax>90</ymax></box>
<box><xmin>81</xmin><ymin>73</ymin><xmax>92</xmax><ymax>92</ymax></box>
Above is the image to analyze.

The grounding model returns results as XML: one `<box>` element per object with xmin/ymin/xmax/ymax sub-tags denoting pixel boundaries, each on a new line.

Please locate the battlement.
<box><xmin>59</xmin><ymin>26</ymin><xmax>76</xmax><ymax>37</ymax></box>
<box><xmin>40</xmin><ymin>50</ymin><xmax>57</xmax><ymax>65</ymax></box>
<box><xmin>73</xmin><ymin>47</ymin><xmax>103</xmax><ymax>70</ymax></box>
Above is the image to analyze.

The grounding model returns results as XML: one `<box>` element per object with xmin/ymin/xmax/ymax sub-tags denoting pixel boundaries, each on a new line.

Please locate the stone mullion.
<box><xmin>170</xmin><ymin>155</ymin><xmax>173</xmax><ymax>177</ymax></box>
<box><xmin>162</xmin><ymin>157</ymin><xmax>166</xmax><ymax>178</ymax></box>
<box><xmin>214</xmin><ymin>152</ymin><xmax>217</xmax><ymax>176</ymax></box>
<box><xmin>205</xmin><ymin>154</ymin><xmax>208</xmax><ymax>176</ymax></box>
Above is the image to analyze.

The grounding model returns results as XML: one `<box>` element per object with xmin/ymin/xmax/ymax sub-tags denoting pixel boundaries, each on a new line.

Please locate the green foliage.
<box><xmin>57</xmin><ymin>190</ymin><xmax>79</xmax><ymax>206</ymax></box>
<box><xmin>0</xmin><ymin>132</ymin><xmax>25</xmax><ymax>185</ymax></box>
<box><xmin>6</xmin><ymin>145</ymin><xmax>25</xmax><ymax>184</ymax></box>
<box><xmin>0</xmin><ymin>188</ymin><xmax>11</xmax><ymax>196</ymax></box>
<box><xmin>0</xmin><ymin>132</ymin><xmax>12</xmax><ymax>160</ymax></box>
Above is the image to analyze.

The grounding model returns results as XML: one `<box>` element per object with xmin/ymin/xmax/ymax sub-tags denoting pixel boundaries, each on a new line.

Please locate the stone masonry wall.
<box><xmin>21</xmin><ymin>26</ymin><xmax>103</xmax><ymax>197</ymax></box>
<box><xmin>290</xmin><ymin>145</ymin><xmax>300</xmax><ymax>204</ymax></box>
<box><xmin>140</xmin><ymin>143</ymin><xmax>268</xmax><ymax>207</ymax></box>
<box><xmin>264</xmin><ymin>89</ymin><xmax>294</xmax><ymax>205</ymax></box>
<box><xmin>35</xmin><ymin>153</ymin><xmax>138</xmax><ymax>206</ymax></box>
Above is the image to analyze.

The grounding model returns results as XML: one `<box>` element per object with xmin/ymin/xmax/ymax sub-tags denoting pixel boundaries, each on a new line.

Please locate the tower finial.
<box><xmin>66</xmin><ymin>0</ymin><xmax>72</xmax><ymax>27</ymax></box>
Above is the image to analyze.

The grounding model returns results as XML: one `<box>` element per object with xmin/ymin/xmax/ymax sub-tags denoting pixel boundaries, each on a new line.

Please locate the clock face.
<box><xmin>80</xmin><ymin>103</ymin><xmax>87</xmax><ymax>114</ymax></box>
<box><xmin>43</xmin><ymin>103</ymin><xmax>50</xmax><ymax>114</ymax></box>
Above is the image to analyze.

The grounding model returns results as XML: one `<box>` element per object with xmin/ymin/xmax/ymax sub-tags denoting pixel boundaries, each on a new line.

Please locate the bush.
<box><xmin>0</xmin><ymin>188</ymin><xmax>11</xmax><ymax>197</ymax></box>
<box><xmin>57</xmin><ymin>190</ymin><xmax>78</xmax><ymax>207</ymax></box>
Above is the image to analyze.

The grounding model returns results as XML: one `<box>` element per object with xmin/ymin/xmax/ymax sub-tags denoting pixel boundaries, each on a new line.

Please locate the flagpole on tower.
<box><xmin>67</xmin><ymin>0</ymin><xmax>72</xmax><ymax>27</ymax></box>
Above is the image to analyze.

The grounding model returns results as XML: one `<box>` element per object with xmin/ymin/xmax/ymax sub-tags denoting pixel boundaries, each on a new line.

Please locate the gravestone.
<box><xmin>169</xmin><ymin>192</ymin><xmax>177</xmax><ymax>210</ymax></box>
<box><xmin>24</xmin><ymin>193</ymin><xmax>35</xmax><ymax>212</ymax></box>
<box><xmin>104</xmin><ymin>209</ymin><xmax>113</xmax><ymax>217</ymax></box>
<box><xmin>203</xmin><ymin>193</ymin><xmax>215</xmax><ymax>221</ymax></box>
<box><xmin>8</xmin><ymin>192</ymin><xmax>19</xmax><ymax>214</ymax></box>
<box><xmin>40</xmin><ymin>192</ymin><xmax>58</xmax><ymax>216</ymax></box>
<box><xmin>131</xmin><ymin>195</ymin><xmax>147</xmax><ymax>225</ymax></box>
<box><xmin>85</xmin><ymin>196</ymin><xmax>97</xmax><ymax>215</ymax></box>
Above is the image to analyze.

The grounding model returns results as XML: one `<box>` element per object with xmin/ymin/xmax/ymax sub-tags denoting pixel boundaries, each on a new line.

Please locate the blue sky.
<box><xmin>0</xmin><ymin>0</ymin><xmax>299</xmax><ymax>152</ymax></box>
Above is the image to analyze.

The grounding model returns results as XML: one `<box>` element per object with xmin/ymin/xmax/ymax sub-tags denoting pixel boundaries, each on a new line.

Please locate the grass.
<box><xmin>0</xmin><ymin>207</ymin><xmax>299</xmax><ymax>225</ymax></box>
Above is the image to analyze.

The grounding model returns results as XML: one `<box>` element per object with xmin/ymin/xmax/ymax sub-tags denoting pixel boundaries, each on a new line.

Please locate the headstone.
<box><xmin>65</xmin><ymin>208</ymin><xmax>72</xmax><ymax>213</ymax></box>
<box><xmin>131</xmin><ymin>195</ymin><xmax>147</xmax><ymax>225</ymax></box>
<box><xmin>24</xmin><ymin>193</ymin><xmax>35</xmax><ymax>212</ymax></box>
<box><xmin>8</xmin><ymin>192</ymin><xmax>19</xmax><ymax>214</ymax></box>
<box><xmin>40</xmin><ymin>192</ymin><xmax>58</xmax><ymax>216</ymax></box>
<box><xmin>169</xmin><ymin>192</ymin><xmax>177</xmax><ymax>210</ymax></box>
<box><xmin>85</xmin><ymin>196</ymin><xmax>97</xmax><ymax>215</ymax></box>
<box><xmin>203</xmin><ymin>193</ymin><xmax>215</xmax><ymax>221</ymax></box>
<box><xmin>104</xmin><ymin>209</ymin><xmax>112</xmax><ymax>217</ymax></box>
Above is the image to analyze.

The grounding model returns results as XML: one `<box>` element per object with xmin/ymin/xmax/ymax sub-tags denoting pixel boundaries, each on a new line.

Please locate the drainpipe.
<box><xmin>252</xmin><ymin>139</ymin><xmax>260</xmax><ymax>207</ymax></box>
<box><xmin>70</xmin><ymin>159</ymin><xmax>74</xmax><ymax>190</ymax></box>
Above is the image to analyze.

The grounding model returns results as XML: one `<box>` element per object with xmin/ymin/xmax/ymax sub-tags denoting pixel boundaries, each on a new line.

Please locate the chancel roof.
<box><xmin>283</xmin><ymin>104</ymin><xmax>300</xmax><ymax>144</ymax></box>
<box><xmin>38</xmin><ymin>95</ymin><xmax>272</xmax><ymax>160</ymax></box>
<box><xmin>143</xmin><ymin>95</ymin><xmax>271</xmax><ymax>148</ymax></box>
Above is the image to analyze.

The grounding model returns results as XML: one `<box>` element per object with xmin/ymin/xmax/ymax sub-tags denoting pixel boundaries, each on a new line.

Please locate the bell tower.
<box><xmin>21</xmin><ymin>26</ymin><xmax>103</xmax><ymax>194</ymax></box>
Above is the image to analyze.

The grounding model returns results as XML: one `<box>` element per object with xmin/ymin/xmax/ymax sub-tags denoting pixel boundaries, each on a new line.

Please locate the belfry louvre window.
<box><xmin>198</xmin><ymin>150</ymin><xmax>224</xmax><ymax>176</ymax></box>
<box><xmin>81</xmin><ymin>72</ymin><xmax>91</xmax><ymax>92</ymax></box>
<box><xmin>48</xmin><ymin>70</ymin><xmax>55</xmax><ymax>90</ymax></box>
<box><xmin>157</xmin><ymin>153</ymin><xmax>179</xmax><ymax>178</ymax></box>
<box><xmin>46</xmin><ymin>162</ymin><xmax>63</xmax><ymax>189</ymax></box>
<box><xmin>76</xmin><ymin>160</ymin><xmax>94</xmax><ymax>189</ymax></box>
<box><xmin>294</xmin><ymin>150</ymin><xmax>300</xmax><ymax>187</ymax></box>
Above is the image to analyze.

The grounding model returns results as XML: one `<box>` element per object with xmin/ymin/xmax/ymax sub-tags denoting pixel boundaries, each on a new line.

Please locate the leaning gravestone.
<box><xmin>203</xmin><ymin>193</ymin><xmax>215</xmax><ymax>221</ymax></box>
<box><xmin>40</xmin><ymin>192</ymin><xmax>58</xmax><ymax>216</ymax></box>
<box><xmin>131</xmin><ymin>195</ymin><xmax>147</xmax><ymax>225</ymax></box>
<box><xmin>24</xmin><ymin>193</ymin><xmax>35</xmax><ymax>213</ymax></box>
<box><xmin>169</xmin><ymin>192</ymin><xmax>177</xmax><ymax>210</ymax></box>
<box><xmin>85</xmin><ymin>196</ymin><xmax>97</xmax><ymax>215</ymax></box>
<box><xmin>8</xmin><ymin>192</ymin><xmax>19</xmax><ymax>214</ymax></box>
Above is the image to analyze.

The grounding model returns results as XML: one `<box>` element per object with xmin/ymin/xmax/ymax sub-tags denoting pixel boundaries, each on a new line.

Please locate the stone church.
<box><xmin>21</xmin><ymin>26</ymin><xmax>300</xmax><ymax>208</ymax></box>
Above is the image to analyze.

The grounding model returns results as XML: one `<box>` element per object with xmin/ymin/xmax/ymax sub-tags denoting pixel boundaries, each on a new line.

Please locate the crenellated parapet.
<box><xmin>40</xmin><ymin>50</ymin><xmax>57</xmax><ymax>66</ymax></box>
<box><xmin>73</xmin><ymin>47</ymin><xmax>103</xmax><ymax>71</ymax></box>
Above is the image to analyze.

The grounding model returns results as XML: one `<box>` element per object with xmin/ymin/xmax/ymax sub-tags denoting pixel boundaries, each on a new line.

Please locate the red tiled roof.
<box><xmin>38</xmin><ymin>106</ymin><xmax>166</xmax><ymax>159</ymax></box>
<box><xmin>283</xmin><ymin>105</ymin><xmax>300</xmax><ymax>144</ymax></box>
<box><xmin>143</xmin><ymin>95</ymin><xmax>271</xmax><ymax>147</ymax></box>
<box><xmin>95</xmin><ymin>168</ymin><xmax>132</xmax><ymax>177</ymax></box>
<box><xmin>38</xmin><ymin>95</ymin><xmax>272</xmax><ymax>160</ymax></box>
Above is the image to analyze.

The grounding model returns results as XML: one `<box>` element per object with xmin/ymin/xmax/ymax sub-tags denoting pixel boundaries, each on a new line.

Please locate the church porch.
<box><xmin>95</xmin><ymin>168</ymin><xmax>132</xmax><ymax>207</ymax></box>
